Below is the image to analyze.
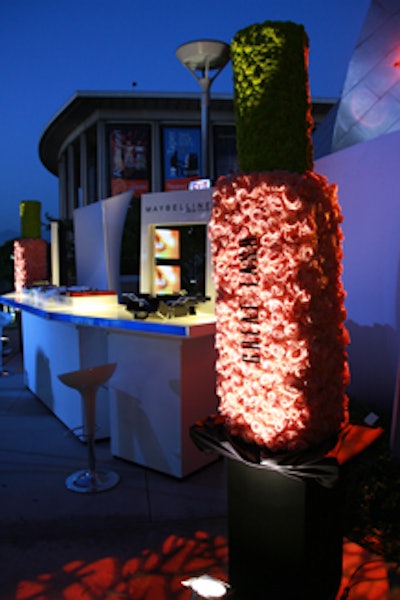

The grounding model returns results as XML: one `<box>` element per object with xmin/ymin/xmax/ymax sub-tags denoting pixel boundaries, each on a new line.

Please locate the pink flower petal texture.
<box><xmin>209</xmin><ymin>171</ymin><xmax>350</xmax><ymax>453</ymax></box>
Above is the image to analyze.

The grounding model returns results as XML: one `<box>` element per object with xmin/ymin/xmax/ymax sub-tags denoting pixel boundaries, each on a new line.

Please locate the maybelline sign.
<box><xmin>141</xmin><ymin>188</ymin><xmax>213</xmax><ymax>227</ymax></box>
<box><xmin>140</xmin><ymin>188</ymin><xmax>214</xmax><ymax>301</ymax></box>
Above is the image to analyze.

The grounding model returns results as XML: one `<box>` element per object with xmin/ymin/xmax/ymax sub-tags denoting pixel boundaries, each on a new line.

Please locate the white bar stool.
<box><xmin>58</xmin><ymin>363</ymin><xmax>120</xmax><ymax>493</ymax></box>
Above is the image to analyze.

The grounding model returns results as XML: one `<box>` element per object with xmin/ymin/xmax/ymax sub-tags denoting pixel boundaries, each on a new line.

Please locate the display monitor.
<box><xmin>155</xmin><ymin>227</ymin><xmax>180</xmax><ymax>259</ymax></box>
<box><xmin>155</xmin><ymin>265</ymin><xmax>181</xmax><ymax>295</ymax></box>
<box><xmin>153</xmin><ymin>224</ymin><xmax>206</xmax><ymax>296</ymax></box>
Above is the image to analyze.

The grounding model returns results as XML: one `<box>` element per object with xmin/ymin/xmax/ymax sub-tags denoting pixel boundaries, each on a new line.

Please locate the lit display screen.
<box><xmin>155</xmin><ymin>228</ymin><xmax>180</xmax><ymax>260</ymax></box>
<box><xmin>152</xmin><ymin>224</ymin><xmax>206</xmax><ymax>296</ymax></box>
<box><xmin>155</xmin><ymin>265</ymin><xmax>181</xmax><ymax>294</ymax></box>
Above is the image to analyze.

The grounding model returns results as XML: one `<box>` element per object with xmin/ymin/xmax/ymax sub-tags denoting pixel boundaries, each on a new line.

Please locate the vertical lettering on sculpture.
<box><xmin>239</xmin><ymin>236</ymin><xmax>259</xmax><ymax>286</ymax></box>
<box><xmin>238</xmin><ymin>234</ymin><xmax>261</xmax><ymax>364</ymax></box>
<box><xmin>239</xmin><ymin>236</ymin><xmax>261</xmax><ymax>363</ymax></box>
<box><xmin>240</xmin><ymin>305</ymin><xmax>260</xmax><ymax>362</ymax></box>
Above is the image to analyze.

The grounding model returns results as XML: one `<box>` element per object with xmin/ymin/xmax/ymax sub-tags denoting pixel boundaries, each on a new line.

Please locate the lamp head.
<box><xmin>176</xmin><ymin>39</ymin><xmax>230</xmax><ymax>80</ymax></box>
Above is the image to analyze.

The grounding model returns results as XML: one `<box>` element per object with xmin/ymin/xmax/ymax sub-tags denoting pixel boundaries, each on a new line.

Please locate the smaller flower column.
<box><xmin>14</xmin><ymin>200</ymin><xmax>47</xmax><ymax>293</ymax></box>
<box><xmin>14</xmin><ymin>238</ymin><xmax>47</xmax><ymax>293</ymax></box>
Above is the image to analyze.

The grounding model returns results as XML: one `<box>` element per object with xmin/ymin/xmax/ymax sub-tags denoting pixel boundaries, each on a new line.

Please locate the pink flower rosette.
<box><xmin>209</xmin><ymin>171</ymin><xmax>350</xmax><ymax>453</ymax></box>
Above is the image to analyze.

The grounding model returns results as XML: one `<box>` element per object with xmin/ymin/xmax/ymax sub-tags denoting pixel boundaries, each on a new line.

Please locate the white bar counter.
<box><xmin>1</xmin><ymin>291</ymin><xmax>217</xmax><ymax>478</ymax></box>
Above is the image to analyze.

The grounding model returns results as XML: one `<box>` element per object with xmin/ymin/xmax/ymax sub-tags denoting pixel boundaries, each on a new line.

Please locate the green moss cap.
<box><xmin>231</xmin><ymin>20</ymin><xmax>314</xmax><ymax>174</ymax></box>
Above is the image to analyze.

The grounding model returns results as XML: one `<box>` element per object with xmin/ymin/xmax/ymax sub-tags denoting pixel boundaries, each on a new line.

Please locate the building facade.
<box><xmin>39</xmin><ymin>90</ymin><xmax>335</xmax><ymax>221</ymax></box>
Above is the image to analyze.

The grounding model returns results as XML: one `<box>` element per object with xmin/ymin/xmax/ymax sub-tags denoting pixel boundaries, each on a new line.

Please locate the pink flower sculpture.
<box><xmin>209</xmin><ymin>171</ymin><xmax>350</xmax><ymax>453</ymax></box>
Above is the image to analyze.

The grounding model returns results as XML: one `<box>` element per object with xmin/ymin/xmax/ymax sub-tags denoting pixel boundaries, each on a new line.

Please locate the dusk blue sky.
<box><xmin>0</xmin><ymin>0</ymin><xmax>370</xmax><ymax>243</ymax></box>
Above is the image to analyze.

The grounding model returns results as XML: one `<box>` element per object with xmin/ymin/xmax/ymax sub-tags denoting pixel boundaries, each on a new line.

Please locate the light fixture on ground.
<box><xmin>176</xmin><ymin>39</ymin><xmax>230</xmax><ymax>179</ymax></box>
<box><xmin>181</xmin><ymin>574</ymin><xmax>230</xmax><ymax>598</ymax></box>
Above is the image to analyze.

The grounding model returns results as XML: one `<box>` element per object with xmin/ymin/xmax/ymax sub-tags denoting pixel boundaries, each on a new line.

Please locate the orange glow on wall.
<box><xmin>336</xmin><ymin>541</ymin><xmax>390</xmax><ymax>600</ymax></box>
<box><xmin>209</xmin><ymin>171</ymin><xmax>350</xmax><ymax>453</ymax></box>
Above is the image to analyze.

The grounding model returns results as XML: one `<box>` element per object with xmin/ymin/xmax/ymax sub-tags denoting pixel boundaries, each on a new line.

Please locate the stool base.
<box><xmin>66</xmin><ymin>469</ymin><xmax>120</xmax><ymax>493</ymax></box>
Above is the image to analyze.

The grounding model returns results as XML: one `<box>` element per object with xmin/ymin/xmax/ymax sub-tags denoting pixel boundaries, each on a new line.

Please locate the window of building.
<box><xmin>213</xmin><ymin>125</ymin><xmax>238</xmax><ymax>179</ymax></box>
<box><xmin>161</xmin><ymin>126</ymin><xmax>201</xmax><ymax>191</ymax></box>
<box><xmin>108</xmin><ymin>124</ymin><xmax>151</xmax><ymax>197</ymax></box>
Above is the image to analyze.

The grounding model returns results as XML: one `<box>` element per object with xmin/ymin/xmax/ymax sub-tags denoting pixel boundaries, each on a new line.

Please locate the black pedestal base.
<box><xmin>227</xmin><ymin>459</ymin><xmax>343</xmax><ymax>600</ymax></box>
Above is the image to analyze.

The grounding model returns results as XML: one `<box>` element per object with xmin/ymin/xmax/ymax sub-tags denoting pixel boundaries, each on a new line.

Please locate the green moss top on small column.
<box><xmin>231</xmin><ymin>20</ymin><xmax>314</xmax><ymax>174</ymax></box>
<box><xmin>20</xmin><ymin>200</ymin><xmax>42</xmax><ymax>239</ymax></box>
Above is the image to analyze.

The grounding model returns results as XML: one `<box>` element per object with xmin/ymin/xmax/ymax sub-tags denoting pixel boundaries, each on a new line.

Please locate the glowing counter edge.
<box><xmin>0</xmin><ymin>293</ymin><xmax>216</xmax><ymax>338</ymax></box>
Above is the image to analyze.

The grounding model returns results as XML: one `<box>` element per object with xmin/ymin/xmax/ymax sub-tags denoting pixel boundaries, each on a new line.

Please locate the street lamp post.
<box><xmin>176</xmin><ymin>40</ymin><xmax>230</xmax><ymax>180</ymax></box>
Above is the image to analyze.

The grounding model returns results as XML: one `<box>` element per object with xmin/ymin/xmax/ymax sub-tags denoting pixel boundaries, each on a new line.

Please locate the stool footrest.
<box><xmin>65</xmin><ymin>424</ymin><xmax>100</xmax><ymax>442</ymax></box>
